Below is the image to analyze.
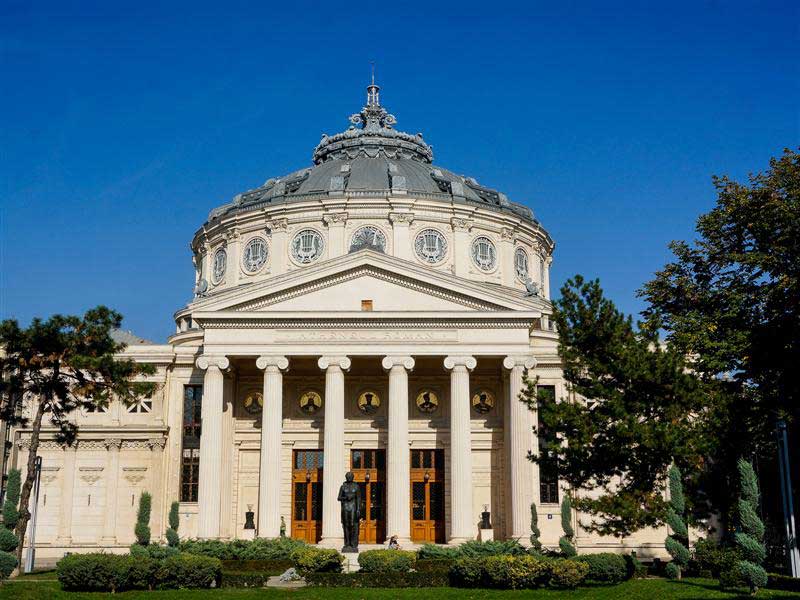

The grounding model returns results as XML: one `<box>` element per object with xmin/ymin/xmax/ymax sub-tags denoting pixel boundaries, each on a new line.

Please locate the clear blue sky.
<box><xmin>2</xmin><ymin>1</ymin><xmax>798</xmax><ymax>342</ymax></box>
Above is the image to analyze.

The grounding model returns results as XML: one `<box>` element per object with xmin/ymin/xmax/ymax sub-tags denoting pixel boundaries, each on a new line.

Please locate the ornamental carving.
<box><xmin>123</xmin><ymin>467</ymin><xmax>148</xmax><ymax>484</ymax></box>
<box><xmin>389</xmin><ymin>212</ymin><xmax>414</xmax><ymax>225</ymax></box>
<box><xmin>41</xmin><ymin>466</ymin><xmax>60</xmax><ymax>485</ymax></box>
<box><xmin>450</xmin><ymin>218</ymin><xmax>474</xmax><ymax>232</ymax></box>
<box><xmin>79</xmin><ymin>466</ymin><xmax>104</xmax><ymax>485</ymax></box>
<box><xmin>323</xmin><ymin>212</ymin><xmax>348</xmax><ymax>226</ymax></box>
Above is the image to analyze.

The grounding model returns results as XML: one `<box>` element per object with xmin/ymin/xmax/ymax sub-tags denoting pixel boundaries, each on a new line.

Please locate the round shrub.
<box><xmin>665</xmin><ymin>562</ymin><xmax>680</xmax><ymax>580</ymax></box>
<box><xmin>548</xmin><ymin>559</ymin><xmax>589</xmax><ymax>589</ymax></box>
<box><xmin>358</xmin><ymin>549</ymin><xmax>416</xmax><ymax>573</ymax></box>
<box><xmin>483</xmin><ymin>555</ymin><xmax>549</xmax><ymax>589</ymax></box>
<box><xmin>57</xmin><ymin>553</ymin><xmax>129</xmax><ymax>592</ymax></box>
<box><xmin>0</xmin><ymin>551</ymin><xmax>18</xmax><ymax>580</ymax></box>
<box><xmin>291</xmin><ymin>546</ymin><xmax>344</xmax><ymax>574</ymax></box>
<box><xmin>576</xmin><ymin>552</ymin><xmax>628</xmax><ymax>583</ymax></box>
<box><xmin>0</xmin><ymin>528</ymin><xmax>19</xmax><ymax>553</ymax></box>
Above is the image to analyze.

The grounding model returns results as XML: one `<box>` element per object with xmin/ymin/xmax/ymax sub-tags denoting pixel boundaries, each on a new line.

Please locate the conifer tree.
<box><xmin>734</xmin><ymin>459</ymin><xmax>767</xmax><ymax>594</ymax></box>
<box><xmin>134</xmin><ymin>492</ymin><xmax>152</xmax><ymax>546</ymax></box>
<box><xmin>664</xmin><ymin>465</ymin><xmax>690</xmax><ymax>579</ymax></box>
<box><xmin>165</xmin><ymin>501</ymin><xmax>180</xmax><ymax>547</ymax></box>
<box><xmin>0</xmin><ymin>469</ymin><xmax>21</xmax><ymax>579</ymax></box>
<box><xmin>530</xmin><ymin>502</ymin><xmax>542</xmax><ymax>552</ymax></box>
<box><xmin>559</xmin><ymin>495</ymin><xmax>577</xmax><ymax>557</ymax></box>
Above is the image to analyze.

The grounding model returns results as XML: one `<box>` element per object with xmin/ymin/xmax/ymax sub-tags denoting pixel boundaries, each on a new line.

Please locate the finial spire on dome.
<box><xmin>367</xmin><ymin>62</ymin><xmax>380</xmax><ymax>107</ymax></box>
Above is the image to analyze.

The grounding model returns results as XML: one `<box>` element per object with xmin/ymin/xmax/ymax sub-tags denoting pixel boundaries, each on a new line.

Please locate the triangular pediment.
<box><xmin>190</xmin><ymin>250</ymin><xmax>541</xmax><ymax>315</ymax></box>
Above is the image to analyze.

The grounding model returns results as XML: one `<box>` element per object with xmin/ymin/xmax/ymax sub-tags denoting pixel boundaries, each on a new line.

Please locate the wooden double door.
<box><xmin>351</xmin><ymin>449</ymin><xmax>386</xmax><ymax>544</ymax></box>
<box><xmin>410</xmin><ymin>449</ymin><xmax>446</xmax><ymax>543</ymax></box>
<box><xmin>292</xmin><ymin>450</ymin><xmax>323</xmax><ymax>543</ymax></box>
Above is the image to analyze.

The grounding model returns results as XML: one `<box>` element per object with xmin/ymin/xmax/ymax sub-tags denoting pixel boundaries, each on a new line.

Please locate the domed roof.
<box><xmin>207</xmin><ymin>82</ymin><xmax>535</xmax><ymax>223</ymax></box>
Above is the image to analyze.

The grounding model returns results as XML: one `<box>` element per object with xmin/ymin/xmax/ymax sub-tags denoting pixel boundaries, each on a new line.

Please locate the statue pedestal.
<box><xmin>479</xmin><ymin>528</ymin><xmax>494</xmax><ymax>542</ymax></box>
<box><xmin>342</xmin><ymin>551</ymin><xmax>360</xmax><ymax>573</ymax></box>
<box><xmin>241</xmin><ymin>529</ymin><xmax>256</xmax><ymax>540</ymax></box>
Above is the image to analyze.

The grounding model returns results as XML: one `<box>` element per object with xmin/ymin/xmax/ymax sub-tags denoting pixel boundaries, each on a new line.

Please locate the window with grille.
<box><xmin>127</xmin><ymin>398</ymin><xmax>153</xmax><ymax>413</ymax></box>
<box><xmin>537</xmin><ymin>385</ymin><xmax>559</xmax><ymax>504</ymax></box>
<box><xmin>180</xmin><ymin>385</ymin><xmax>202</xmax><ymax>502</ymax></box>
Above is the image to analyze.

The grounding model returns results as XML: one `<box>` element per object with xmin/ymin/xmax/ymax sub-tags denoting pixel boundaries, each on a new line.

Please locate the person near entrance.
<box><xmin>338</xmin><ymin>472</ymin><xmax>362</xmax><ymax>552</ymax></box>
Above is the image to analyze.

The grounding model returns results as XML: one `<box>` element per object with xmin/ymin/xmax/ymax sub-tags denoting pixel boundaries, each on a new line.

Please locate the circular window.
<box><xmin>243</xmin><ymin>392</ymin><xmax>263</xmax><ymax>415</ymax></box>
<box><xmin>471</xmin><ymin>390</ymin><xmax>495</xmax><ymax>414</ymax></box>
<box><xmin>242</xmin><ymin>237</ymin><xmax>269</xmax><ymax>273</ymax></box>
<box><xmin>212</xmin><ymin>247</ymin><xmax>227</xmax><ymax>283</ymax></box>
<box><xmin>471</xmin><ymin>237</ymin><xmax>497</xmax><ymax>271</ymax></box>
<box><xmin>414</xmin><ymin>229</ymin><xmax>448</xmax><ymax>264</ymax></box>
<box><xmin>299</xmin><ymin>390</ymin><xmax>323</xmax><ymax>415</ymax></box>
<box><xmin>291</xmin><ymin>229</ymin><xmax>324</xmax><ymax>264</ymax></box>
<box><xmin>357</xmin><ymin>390</ymin><xmax>381</xmax><ymax>415</ymax></box>
<box><xmin>415</xmin><ymin>390</ymin><xmax>439</xmax><ymax>414</ymax></box>
<box><xmin>514</xmin><ymin>247</ymin><xmax>529</xmax><ymax>281</ymax></box>
<box><xmin>350</xmin><ymin>226</ymin><xmax>387</xmax><ymax>253</ymax></box>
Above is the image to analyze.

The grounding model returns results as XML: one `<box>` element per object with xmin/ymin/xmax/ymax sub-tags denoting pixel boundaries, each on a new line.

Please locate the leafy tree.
<box><xmin>732</xmin><ymin>459</ymin><xmax>767</xmax><ymax>594</ymax></box>
<box><xmin>134</xmin><ymin>492</ymin><xmax>152</xmax><ymax>546</ymax></box>
<box><xmin>0</xmin><ymin>307</ymin><xmax>156</xmax><ymax>566</ymax></box>
<box><xmin>524</xmin><ymin>275</ymin><xmax>711</xmax><ymax>536</ymax></box>
<box><xmin>166</xmin><ymin>501</ymin><xmax>180</xmax><ymax>547</ymax></box>
<box><xmin>664</xmin><ymin>466</ymin><xmax>690</xmax><ymax>579</ymax></box>
<box><xmin>529</xmin><ymin>502</ymin><xmax>542</xmax><ymax>552</ymax></box>
<box><xmin>640</xmin><ymin>149</ymin><xmax>800</xmax><ymax>522</ymax></box>
<box><xmin>559</xmin><ymin>495</ymin><xmax>577</xmax><ymax>557</ymax></box>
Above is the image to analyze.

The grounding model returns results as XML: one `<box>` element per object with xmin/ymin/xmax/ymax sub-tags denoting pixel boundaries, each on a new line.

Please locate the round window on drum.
<box><xmin>212</xmin><ymin>247</ymin><xmax>227</xmax><ymax>283</ymax></box>
<box><xmin>414</xmin><ymin>229</ymin><xmax>448</xmax><ymax>264</ymax></box>
<box><xmin>291</xmin><ymin>229</ymin><xmax>324</xmax><ymax>264</ymax></box>
<box><xmin>471</xmin><ymin>236</ymin><xmax>497</xmax><ymax>271</ymax></box>
<box><xmin>242</xmin><ymin>237</ymin><xmax>269</xmax><ymax>273</ymax></box>
<box><xmin>514</xmin><ymin>247</ymin><xmax>529</xmax><ymax>281</ymax></box>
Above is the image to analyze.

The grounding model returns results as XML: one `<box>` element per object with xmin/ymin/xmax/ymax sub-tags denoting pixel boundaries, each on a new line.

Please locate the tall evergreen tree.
<box><xmin>0</xmin><ymin>469</ymin><xmax>21</xmax><ymax>580</ymax></box>
<box><xmin>664</xmin><ymin>466</ymin><xmax>690</xmax><ymax>579</ymax></box>
<box><xmin>734</xmin><ymin>459</ymin><xmax>767</xmax><ymax>594</ymax></box>
<box><xmin>134</xmin><ymin>492</ymin><xmax>152</xmax><ymax>546</ymax></box>
<box><xmin>522</xmin><ymin>276</ymin><xmax>712</xmax><ymax>536</ymax></box>
<box><xmin>0</xmin><ymin>307</ymin><xmax>156</xmax><ymax>567</ymax></box>
<box><xmin>529</xmin><ymin>502</ymin><xmax>542</xmax><ymax>552</ymax></box>
<box><xmin>559</xmin><ymin>495</ymin><xmax>577</xmax><ymax>557</ymax></box>
<box><xmin>165</xmin><ymin>501</ymin><xmax>180</xmax><ymax>547</ymax></box>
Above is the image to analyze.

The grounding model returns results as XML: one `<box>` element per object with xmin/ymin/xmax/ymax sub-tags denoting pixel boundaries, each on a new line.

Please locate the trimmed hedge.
<box><xmin>179</xmin><ymin>537</ymin><xmax>306</xmax><ymax>560</ymax></box>
<box><xmin>221</xmin><ymin>572</ymin><xmax>269</xmax><ymax>588</ymax></box>
<box><xmin>0</xmin><ymin>551</ymin><xmax>18</xmax><ymax>580</ymax></box>
<box><xmin>290</xmin><ymin>546</ymin><xmax>344</xmax><ymax>574</ymax></box>
<box><xmin>576</xmin><ymin>552</ymin><xmax>628</xmax><ymax>583</ymax></box>
<box><xmin>306</xmin><ymin>571</ymin><xmax>449</xmax><ymax>588</ymax></box>
<box><xmin>129</xmin><ymin>543</ymin><xmax>180</xmax><ymax>560</ymax></box>
<box><xmin>358</xmin><ymin>549</ymin><xmax>416</xmax><ymax>573</ymax></box>
<box><xmin>221</xmin><ymin>559</ymin><xmax>293</xmax><ymax>573</ymax></box>
<box><xmin>416</xmin><ymin>540</ymin><xmax>526</xmax><ymax>561</ymax></box>
<box><xmin>56</xmin><ymin>552</ymin><xmax>221</xmax><ymax>592</ymax></box>
<box><xmin>449</xmin><ymin>555</ymin><xmax>588</xmax><ymax>590</ymax></box>
<box><xmin>768</xmin><ymin>573</ymin><xmax>800</xmax><ymax>593</ymax></box>
<box><xmin>417</xmin><ymin>544</ymin><xmax>461</xmax><ymax>560</ymax></box>
<box><xmin>415</xmin><ymin>558</ymin><xmax>455</xmax><ymax>573</ymax></box>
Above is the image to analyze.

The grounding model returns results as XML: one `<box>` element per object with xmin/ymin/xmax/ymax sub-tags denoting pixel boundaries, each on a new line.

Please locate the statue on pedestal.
<box><xmin>338</xmin><ymin>471</ymin><xmax>361</xmax><ymax>552</ymax></box>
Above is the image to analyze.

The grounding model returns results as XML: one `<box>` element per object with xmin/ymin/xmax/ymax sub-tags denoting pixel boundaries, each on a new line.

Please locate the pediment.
<box><xmin>191</xmin><ymin>251</ymin><xmax>540</xmax><ymax>315</ymax></box>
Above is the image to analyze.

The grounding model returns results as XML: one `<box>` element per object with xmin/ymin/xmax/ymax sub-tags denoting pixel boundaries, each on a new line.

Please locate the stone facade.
<box><xmin>5</xmin><ymin>83</ymin><xmax>670</xmax><ymax>563</ymax></box>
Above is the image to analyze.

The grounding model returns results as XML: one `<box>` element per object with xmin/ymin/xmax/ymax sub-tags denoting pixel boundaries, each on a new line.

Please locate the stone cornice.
<box><xmin>194</xmin><ymin>315</ymin><xmax>536</xmax><ymax>330</ymax></box>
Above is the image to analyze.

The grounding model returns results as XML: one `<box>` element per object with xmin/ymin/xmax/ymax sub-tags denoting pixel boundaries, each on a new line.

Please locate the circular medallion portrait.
<box><xmin>298</xmin><ymin>390</ymin><xmax>323</xmax><ymax>415</ymax></box>
<box><xmin>357</xmin><ymin>390</ymin><xmax>381</xmax><ymax>415</ymax></box>
<box><xmin>242</xmin><ymin>392</ymin><xmax>263</xmax><ymax>415</ymax></box>
<box><xmin>471</xmin><ymin>390</ymin><xmax>495</xmax><ymax>414</ymax></box>
<box><xmin>415</xmin><ymin>390</ymin><xmax>439</xmax><ymax>414</ymax></box>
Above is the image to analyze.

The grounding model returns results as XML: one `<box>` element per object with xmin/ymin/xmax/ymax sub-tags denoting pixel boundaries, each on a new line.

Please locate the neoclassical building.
<box><xmin>7</xmin><ymin>83</ymin><xmax>668</xmax><ymax>562</ymax></box>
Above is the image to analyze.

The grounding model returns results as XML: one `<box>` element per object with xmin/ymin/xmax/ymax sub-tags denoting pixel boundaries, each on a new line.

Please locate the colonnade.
<box><xmin>194</xmin><ymin>353</ymin><xmax>536</xmax><ymax>544</ymax></box>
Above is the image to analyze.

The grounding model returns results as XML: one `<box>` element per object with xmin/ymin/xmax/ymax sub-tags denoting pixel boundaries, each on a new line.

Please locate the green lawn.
<box><xmin>2</xmin><ymin>578</ymin><xmax>800</xmax><ymax>600</ymax></box>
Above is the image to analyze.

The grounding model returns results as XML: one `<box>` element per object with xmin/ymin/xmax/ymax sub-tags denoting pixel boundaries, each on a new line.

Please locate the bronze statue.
<box><xmin>337</xmin><ymin>471</ymin><xmax>361</xmax><ymax>552</ymax></box>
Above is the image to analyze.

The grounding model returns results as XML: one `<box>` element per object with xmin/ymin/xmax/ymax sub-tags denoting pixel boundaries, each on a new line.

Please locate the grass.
<box><xmin>2</xmin><ymin>578</ymin><xmax>799</xmax><ymax>599</ymax></box>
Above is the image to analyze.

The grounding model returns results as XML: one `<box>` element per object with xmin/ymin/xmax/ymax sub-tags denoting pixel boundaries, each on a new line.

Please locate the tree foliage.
<box><xmin>664</xmin><ymin>466</ymin><xmax>689</xmax><ymax>578</ymax></box>
<box><xmin>0</xmin><ymin>306</ymin><xmax>156</xmax><ymax>566</ymax></box>
<box><xmin>526</xmin><ymin>275</ymin><xmax>711</xmax><ymax>536</ymax></box>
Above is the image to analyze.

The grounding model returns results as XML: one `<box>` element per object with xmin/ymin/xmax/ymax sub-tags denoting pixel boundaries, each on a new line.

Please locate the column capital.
<box><xmin>318</xmin><ymin>355</ymin><xmax>351</xmax><ymax>371</ymax></box>
<box><xmin>196</xmin><ymin>355</ymin><xmax>230</xmax><ymax>371</ymax></box>
<box><xmin>443</xmin><ymin>355</ymin><xmax>477</xmax><ymax>371</ymax></box>
<box><xmin>503</xmin><ymin>355</ymin><xmax>536</xmax><ymax>370</ymax></box>
<box><xmin>104</xmin><ymin>438</ymin><xmax>122</xmax><ymax>451</ymax></box>
<box><xmin>382</xmin><ymin>356</ymin><xmax>415</xmax><ymax>371</ymax></box>
<box><xmin>256</xmin><ymin>355</ymin><xmax>289</xmax><ymax>371</ymax></box>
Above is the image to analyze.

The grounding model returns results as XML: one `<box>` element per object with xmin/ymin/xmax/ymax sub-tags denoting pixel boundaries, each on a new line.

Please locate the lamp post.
<box><xmin>776</xmin><ymin>420</ymin><xmax>799</xmax><ymax>577</ymax></box>
<box><xmin>24</xmin><ymin>456</ymin><xmax>42</xmax><ymax>573</ymax></box>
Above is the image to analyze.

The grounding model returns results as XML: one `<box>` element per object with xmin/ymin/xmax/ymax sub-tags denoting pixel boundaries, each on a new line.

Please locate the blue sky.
<box><xmin>2</xmin><ymin>1</ymin><xmax>798</xmax><ymax>342</ymax></box>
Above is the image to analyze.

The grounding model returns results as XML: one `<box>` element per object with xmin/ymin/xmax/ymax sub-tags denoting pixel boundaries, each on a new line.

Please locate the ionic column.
<box><xmin>503</xmin><ymin>355</ymin><xmax>537</xmax><ymax>543</ymax></box>
<box><xmin>382</xmin><ymin>356</ymin><xmax>415</xmax><ymax>544</ymax></box>
<box><xmin>101</xmin><ymin>438</ymin><xmax>122</xmax><ymax>544</ymax></box>
<box><xmin>318</xmin><ymin>355</ymin><xmax>351</xmax><ymax>547</ymax></box>
<box><xmin>196</xmin><ymin>355</ymin><xmax>229</xmax><ymax>539</ymax></box>
<box><xmin>256</xmin><ymin>355</ymin><xmax>289</xmax><ymax>538</ymax></box>
<box><xmin>444</xmin><ymin>355</ymin><xmax>477</xmax><ymax>543</ymax></box>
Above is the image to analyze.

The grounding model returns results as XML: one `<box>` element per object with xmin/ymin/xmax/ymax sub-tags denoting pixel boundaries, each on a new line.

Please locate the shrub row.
<box><xmin>306</xmin><ymin>571</ymin><xmax>449</xmax><ymax>588</ymax></box>
<box><xmin>290</xmin><ymin>546</ymin><xmax>344</xmax><ymax>574</ymax></box>
<box><xmin>768</xmin><ymin>573</ymin><xmax>800</xmax><ymax>593</ymax></box>
<box><xmin>56</xmin><ymin>553</ymin><xmax>221</xmax><ymax>592</ymax></box>
<box><xmin>575</xmin><ymin>552</ymin><xmax>628</xmax><ymax>584</ymax></box>
<box><xmin>449</xmin><ymin>555</ymin><xmax>588</xmax><ymax>589</ymax></box>
<box><xmin>358</xmin><ymin>549</ymin><xmax>416</xmax><ymax>573</ymax></box>
<box><xmin>179</xmin><ymin>537</ymin><xmax>306</xmax><ymax>560</ymax></box>
<box><xmin>221</xmin><ymin>559</ymin><xmax>293</xmax><ymax>573</ymax></box>
<box><xmin>414</xmin><ymin>558</ymin><xmax>455</xmax><ymax>573</ymax></box>
<box><xmin>416</xmin><ymin>539</ymin><xmax>526</xmax><ymax>560</ymax></box>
